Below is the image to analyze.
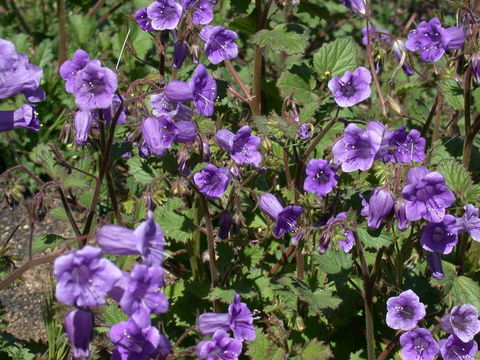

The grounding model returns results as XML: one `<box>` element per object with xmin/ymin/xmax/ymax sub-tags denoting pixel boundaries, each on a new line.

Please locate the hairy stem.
<box><xmin>463</xmin><ymin>67</ymin><xmax>473</xmax><ymax>169</ymax></box>
<box><xmin>57</xmin><ymin>0</ymin><xmax>67</xmax><ymax>64</ymax></box>
<box><xmin>189</xmin><ymin>194</ymin><xmax>208</xmax><ymax>283</ymax></box>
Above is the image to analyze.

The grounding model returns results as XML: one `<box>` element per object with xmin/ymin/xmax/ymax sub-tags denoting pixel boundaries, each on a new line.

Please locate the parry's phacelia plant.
<box><xmin>200</xmin><ymin>25</ymin><xmax>239</xmax><ymax>65</ymax></box>
<box><xmin>64</xmin><ymin>309</ymin><xmax>94</xmax><ymax>360</ymax></box>
<box><xmin>440</xmin><ymin>304</ymin><xmax>480</xmax><ymax>343</ymax></box>
<box><xmin>456</xmin><ymin>204</ymin><xmax>480</xmax><ymax>241</ymax></box>
<box><xmin>196</xmin><ymin>330</ymin><xmax>242</xmax><ymax>360</ymax></box>
<box><xmin>215</xmin><ymin>125</ymin><xmax>263</xmax><ymax>167</ymax></box>
<box><xmin>399</xmin><ymin>328</ymin><xmax>439</xmax><ymax>360</ymax></box>
<box><xmin>194</xmin><ymin>163</ymin><xmax>231</xmax><ymax>199</ymax></box>
<box><xmin>328</xmin><ymin>66</ymin><xmax>372</xmax><ymax>107</ymax></box>
<box><xmin>420</xmin><ymin>215</ymin><xmax>458</xmax><ymax>254</ymax></box>
<box><xmin>259</xmin><ymin>193</ymin><xmax>304</xmax><ymax>240</ymax></box>
<box><xmin>317</xmin><ymin>212</ymin><xmax>355</xmax><ymax>253</ymax></box>
<box><xmin>439</xmin><ymin>335</ymin><xmax>478</xmax><ymax>360</ymax></box>
<box><xmin>303</xmin><ymin>159</ymin><xmax>338</xmax><ymax>197</ymax></box>
<box><xmin>386</xmin><ymin>289</ymin><xmax>426</xmax><ymax>330</ymax></box>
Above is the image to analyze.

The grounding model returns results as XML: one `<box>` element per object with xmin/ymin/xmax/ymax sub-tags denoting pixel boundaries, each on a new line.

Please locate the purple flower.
<box><xmin>0</xmin><ymin>104</ymin><xmax>40</xmax><ymax>132</ymax></box>
<box><xmin>110</xmin><ymin>319</ymin><xmax>167</xmax><ymax>360</ymax></box>
<box><xmin>440</xmin><ymin>305</ymin><xmax>480</xmax><ymax>343</ymax></box>
<box><xmin>421</xmin><ymin>215</ymin><xmax>458</xmax><ymax>254</ymax></box>
<box><xmin>196</xmin><ymin>330</ymin><xmax>242</xmax><ymax>360</ymax></box>
<box><xmin>392</xmin><ymin>40</ymin><xmax>415</xmax><ymax>76</ymax></box>
<box><xmin>73</xmin><ymin>110</ymin><xmax>93</xmax><ymax>145</ymax></box>
<box><xmin>59</xmin><ymin>49</ymin><xmax>90</xmax><ymax>93</ymax></box>
<box><xmin>365</xmin><ymin>187</ymin><xmax>395</xmax><ymax>229</ymax></box>
<box><xmin>472</xmin><ymin>54</ymin><xmax>480</xmax><ymax>85</ymax></box>
<box><xmin>73</xmin><ymin>60</ymin><xmax>118</xmax><ymax>111</ymax></box>
<box><xmin>0</xmin><ymin>38</ymin><xmax>45</xmax><ymax>102</ymax></box>
<box><xmin>150</xmin><ymin>93</ymin><xmax>193</xmax><ymax>121</ymax></box>
<box><xmin>395</xmin><ymin>199</ymin><xmax>410</xmax><ymax>231</ymax></box>
<box><xmin>259</xmin><ymin>193</ymin><xmax>304</xmax><ymax>239</ymax></box>
<box><xmin>332</xmin><ymin>122</ymin><xmax>382</xmax><ymax>172</ymax></box>
<box><xmin>200</xmin><ymin>26</ymin><xmax>238</xmax><ymax>65</ymax></box>
<box><xmin>303</xmin><ymin>159</ymin><xmax>338</xmax><ymax>197</ymax></box>
<box><xmin>298</xmin><ymin>123</ymin><xmax>313</xmax><ymax>140</ymax></box>
<box><xmin>328</xmin><ymin>67</ymin><xmax>371</xmax><ymax>107</ymax></box>
<box><xmin>141</xmin><ymin>116</ymin><xmax>197</xmax><ymax>156</ymax></box>
<box><xmin>64</xmin><ymin>309</ymin><xmax>94</xmax><ymax>359</ymax></box>
<box><xmin>147</xmin><ymin>0</ymin><xmax>183</xmax><ymax>30</ymax></box>
<box><xmin>165</xmin><ymin>64</ymin><xmax>217</xmax><ymax>116</ymax></box>
<box><xmin>399</xmin><ymin>328</ymin><xmax>439</xmax><ymax>360</ymax></box>
<box><xmin>97</xmin><ymin>211</ymin><xmax>166</xmax><ymax>266</ymax></box>
<box><xmin>182</xmin><ymin>0</ymin><xmax>217</xmax><ymax>25</ymax></box>
<box><xmin>53</xmin><ymin>245</ymin><xmax>122</xmax><ymax>307</ymax></box>
<box><xmin>439</xmin><ymin>335</ymin><xmax>478</xmax><ymax>360</ymax></box>
<box><xmin>120</xmin><ymin>264</ymin><xmax>168</xmax><ymax>328</ymax></box>
<box><xmin>198</xmin><ymin>294</ymin><xmax>255</xmax><ymax>341</ymax></box>
<box><xmin>402</xmin><ymin>166</ymin><xmax>456</xmax><ymax>223</ymax></box>
<box><xmin>456</xmin><ymin>204</ymin><xmax>480</xmax><ymax>241</ymax></box>
<box><xmin>339</xmin><ymin>0</ymin><xmax>366</xmax><ymax>15</ymax></box>
<box><xmin>361</xmin><ymin>26</ymin><xmax>390</xmax><ymax>46</ymax></box>
<box><xmin>173</xmin><ymin>41</ymin><xmax>189</xmax><ymax>68</ymax></box>
<box><xmin>405</xmin><ymin>18</ymin><xmax>465</xmax><ymax>63</ymax></box>
<box><xmin>386</xmin><ymin>289</ymin><xmax>426</xmax><ymax>330</ymax></box>
<box><xmin>426</xmin><ymin>252</ymin><xmax>444</xmax><ymax>280</ymax></box>
<box><xmin>135</xmin><ymin>8</ymin><xmax>154</xmax><ymax>31</ymax></box>
<box><xmin>215</xmin><ymin>126</ymin><xmax>262</xmax><ymax>167</ymax></box>
<box><xmin>390</xmin><ymin>127</ymin><xmax>426</xmax><ymax>163</ymax></box>
<box><xmin>194</xmin><ymin>164</ymin><xmax>231</xmax><ymax>199</ymax></box>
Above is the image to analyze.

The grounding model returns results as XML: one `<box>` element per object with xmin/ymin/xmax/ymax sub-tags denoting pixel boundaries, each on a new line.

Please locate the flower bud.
<box><xmin>367</xmin><ymin>188</ymin><xmax>394</xmax><ymax>229</ymax></box>
<box><xmin>394</xmin><ymin>199</ymin><xmax>409</xmax><ymax>231</ymax></box>
<box><xmin>34</xmin><ymin>194</ymin><xmax>47</xmax><ymax>222</ymax></box>
<box><xmin>139</xmin><ymin>141</ymin><xmax>151</xmax><ymax>158</ymax></box>
<box><xmin>64</xmin><ymin>309</ymin><xmax>94</xmax><ymax>359</ymax></box>
<box><xmin>392</xmin><ymin>40</ymin><xmax>414</xmax><ymax>76</ymax></box>
<box><xmin>191</xmin><ymin>44</ymin><xmax>200</xmax><ymax>65</ymax></box>
<box><xmin>173</xmin><ymin>41</ymin><xmax>189</xmax><ymax>69</ymax></box>
<box><xmin>298</xmin><ymin>123</ymin><xmax>313</xmax><ymax>140</ymax></box>
<box><xmin>471</xmin><ymin>53</ymin><xmax>480</xmax><ymax>85</ymax></box>
<box><xmin>218</xmin><ymin>211</ymin><xmax>233</xmax><ymax>240</ymax></box>
<box><xmin>426</xmin><ymin>252</ymin><xmax>444</xmax><ymax>280</ymax></box>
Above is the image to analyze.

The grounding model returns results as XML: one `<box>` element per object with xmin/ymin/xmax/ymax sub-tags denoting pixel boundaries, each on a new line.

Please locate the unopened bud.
<box><xmin>173</xmin><ymin>41</ymin><xmax>189</xmax><ymax>69</ymax></box>
<box><xmin>471</xmin><ymin>53</ymin><xmax>480</xmax><ymax>85</ymax></box>
<box><xmin>191</xmin><ymin>44</ymin><xmax>200</xmax><ymax>65</ymax></box>
<box><xmin>34</xmin><ymin>194</ymin><xmax>47</xmax><ymax>222</ymax></box>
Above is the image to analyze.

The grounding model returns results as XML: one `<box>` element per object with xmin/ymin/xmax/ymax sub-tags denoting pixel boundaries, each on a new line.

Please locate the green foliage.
<box><xmin>277</xmin><ymin>63</ymin><xmax>319</xmax><ymax>104</ymax></box>
<box><xmin>440</xmin><ymin>80</ymin><xmax>464</xmax><ymax>110</ymax></box>
<box><xmin>437</xmin><ymin>160</ymin><xmax>480</xmax><ymax>203</ymax></box>
<box><xmin>301</xmin><ymin>340</ymin><xmax>333</xmax><ymax>360</ymax></box>
<box><xmin>154</xmin><ymin>198</ymin><xmax>195</xmax><ymax>243</ymax></box>
<box><xmin>448</xmin><ymin>276</ymin><xmax>480</xmax><ymax>310</ymax></box>
<box><xmin>246</xmin><ymin>329</ymin><xmax>286</xmax><ymax>360</ymax></box>
<box><xmin>252</xmin><ymin>24</ymin><xmax>310</xmax><ymax>55</ymax></box>
<box><xmin>31</xmin><ymin>234</ymin><xmax>65</xmax><ymax>254</ymax></box>
<box><xmin>313</xmin><ymin>38</ymin><xmax>358</xmax><ymax>79</ymax></box>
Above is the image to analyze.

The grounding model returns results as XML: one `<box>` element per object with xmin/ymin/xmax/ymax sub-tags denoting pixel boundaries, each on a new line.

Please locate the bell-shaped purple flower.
<box><xmin>0</xmin><ymin>38</ymin><xmax>45</xmax><ymax>102</ymax></box>
<box><xmin>303</xmin><ymin>159</ymin><xmax>338</xmax><ymax>197</ymax></box>
<box><xmin>173</xmin><ymin>41</ymin><xmax>189</xmax><ymax>69</ymax></box>
<box><xmin>338</xmin><ymin>0</ymin><xmax>366</xmax><ymax>15</ymax></box>
<box><xmin>366</xmin><ymin>187</ymin><xmax>395</xmax><ymax>230</ymax></box>
<box><xmin>0</xmin><ymin>104</ymin><xmax>40</xmax><ymax>132</ymax></box>
<box><xmin>421</xmin><ymin>215</ymin><xmax>458</xmax><ymax>254</ymax></box>
<box><xmin>135</xmin><ymin>8</ymin><xmax>154</xmax><ymax>31</ymax></box>
<box><xmin>60</xmin><ymin>49</ymin><xmax>90</xmax><ymax>93</ymax></box>
<box><xmin>259</xmin><ymin>193</ymin><xmax>304</xmax><ymax>239</ymax></box>
<box><xmin>405</xmin><ymin>18</ymin><xmax>465</xmax><ymax>63</ymax></box>
<box><xmin>456</xmin><ymin>204</ymin><xmax>480</xmax><ymax>241</ymax></box>
<box><xmin>73</xmin><ymin>110</ymin><xmax>93</xmax><ymax>145</ymax></box>
<box><xmin>120</xmin><ymin>264</ymin><xmax>168</xmax><ymax>328</ymax></box>
<box><xmin>53</xmin><ymin>245</ymin><xmax>122</xmax><ymax>307</ymax></box>
<box><xmin>390</xmin><ymin>126</ymin><xmax>426</xmax><ymax>163</ymax></box>
<box><xmin>182</xmin><ymin>0</ymin><xmax>217</xmax><ymax>25</ymax></box>
<box><xmin>97</xmin><ymin>211</ymin><xmax>166</xmax><ymax>266</ymax></box>
<box><xmin>64</xmin><ymin>309</ymin><xmax>94</xmax><ymax>359</ymax></box>
<box><xmin>150</xmin><ymin>93</ymin><xmax>193</xmax><ymax>122</ymax></box>
<box><xmin>426</xmin><ymin>252</ymin><xmax>444</xmax><ymax>280</ymax></box>
<box><xmin>200</xmin><ymin>26</ymin><xmax>238</xmax><ymax>65</ymax></box>
<box><xmin>196</xmin><ymin>330</ymin><xmax>242</xmax><ymax>360</ymax></box>
<box><xmin>386</xmin><ymin>289</ymin><xmax>426</xmax><ymax>330</ymax></box>
<box><xmin>215</xmin><ymin>126</ymin><xmax>262</xmax><ymax>167</ymax></box>
<box><xmin>395</xmin><ymin>198</ymin><xmax>410</xmax><ymax>231</ymax></box>
<box><xmin>190</xmin><ymin>64</ymin><xmax>217</xmax><ymax>116</ymax></box>
<box><xmin>298</xmin><ymin>123</ymin><xmax>313</xmax><ymax>140</ymax></box>
<box><xmin>440</xmin><ymin>304</ymin><xmax>480</xmax><ymax>343</ymax></box>
<box><xmin>402</xmin><ymin>166</ymin><xmax>456</xmax><ymax>223</ymax></box>
<box><xmin>73</xmin><ymin>60</ymin><xmax>118</xmax><ymax>111</ymax></box>
<box><xmin>361</xmin><ymin>26</ymin><xmax>390</xmax><ymax>46</ymax></box>
<box><xmin>194</xmin><ymin>164</ymin><xmax>231</xmax><ymax>199</ymax></box>
<box><xmin>147</xmin><ymin>0</ymin><xmax>183</xmax><ymax>30</ymax></box>
<box><xmin>439</xmin><ymin>335</ymin><xmax>478</xmax><ymax>360</ymax></box>
<box><xmin>328</xmin><ymin>67</ymin><xmax>372</xmax><ymax>107</ymax></box>
<box><xmin>332</xmin><ymin>121</ymin><xmax>382</xmax><ymax>172</ymax></box>
<box><xmin>110</xmin><ymin>319</ymin><xmax>166</xmax><ymax>360</ymax></box>
<box><xmin>399</xmin><ymin>328</ymin><xmax>439</xmax><ymax>360</ymax></box>
<box><xmin>392</xmin><ymin>40</ymin><xmax>415</xmax><ymax>76</ymax></box>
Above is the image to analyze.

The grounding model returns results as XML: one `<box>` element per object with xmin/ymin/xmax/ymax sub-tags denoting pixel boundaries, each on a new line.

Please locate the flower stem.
<box><xmin>463</xmin><ymin>66</ymin><xmax>473</xmax><ymax>169</ymax></box>
<box><xmin>190</xmin><ymin>194</ymin><xmax>208</xmax><ymax>283</ymax></box>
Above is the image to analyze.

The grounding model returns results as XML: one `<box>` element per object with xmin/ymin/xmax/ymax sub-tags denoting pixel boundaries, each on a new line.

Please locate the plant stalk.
<box><xmin>463</xmin><ymin>66</ymin><xmax>473</xmax><ymax>169</ymax></box>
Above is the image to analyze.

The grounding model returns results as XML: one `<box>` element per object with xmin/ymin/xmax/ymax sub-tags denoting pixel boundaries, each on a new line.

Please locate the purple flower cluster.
<box><xmin>54</xmin><ymin>212</ymin><xmax>171</xmax><ymax>359</ymax></box>
<box><xmin>196</xmin><ymin>294</ymin><xmax>255</xmax><ymax>360</ymax></box>
<box><xmin>0</xmin><ymin>38</ymin><xmax>44</xmax><ymax>132</ymax></box>
<box><xmin>317</xmin><ymin>212</ymin><xmax>355</xmax><ymax>253</ymax></box>
<box><xmin>386</xmin><ymin>290</ymin><xmax>479</xmax><ymax>360</ymax></box>
<box><xmin>59</xmin><ymin>49</ymin><xmax>123</xmax><ymax>145</ymax></box>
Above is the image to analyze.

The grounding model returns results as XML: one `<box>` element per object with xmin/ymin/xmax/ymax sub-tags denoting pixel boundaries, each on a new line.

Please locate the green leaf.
<box><xmin>449</xmin><ymin>276</ymin><xmax>480</xmax><ymax>310</ymax></box>
<box><xmin>154</xmin><ymin>198</ymin><xmax>195</xmax><ymax>243</ymax></box>
<box><xmin>127</xmin><ymin>157</ymin><xmax>156</xmax><ymax>184</ymax></box>
<box><xmin>298</xmin><ymin>288</ymin><xmax>342</xmax><ymax>314</ymax></box>
<box><xmin>241</xmin><ymin>246</ymin><xmax>264</xmax><ymax>268</ymax></box>
<box><xmin>301</xmin><ymin>340</ymin><xmax>333</xmax><ymax>360</ymax></box>
<box><xmin>300</xmin><ymin>103</ymin><xmax>320</xmax><ymax>123</ymax></box>
<box><xmin>277</xmin><ymin>63</ymin><xmax>318</xmax><ymax>104</ymax></box>
<box><xmin>357</xmin><ymin>227</ymin><xmax>392</xmax><ymax>250</ymax></box>
<box><xmin>69</xmin><ymin>14</ymin><xmax>97</xmax><ymax>45</ymax></box>
<box><xmin>246</xmin><ymin>329</ymin><xmax>285</xmax><ymax>360</ymax></box>
<box><xmin>312</xmin><ymin>251</ymin><xmax>352</xmax><ymax>274</ymax></box>
<box><xmin>103</xmin><ymin>304</ymin><xmax>128</xmax><ymax>325</ymax></box>
<box><xmin>440</xmin><ymin>80</ymin><xmax>464</xmax><ymax>110</ymax></box>
<box><xmin>472</xmin><ymin>87</ymin><xmax>480</xmax><ymax>113</ymax></box>
<box><xmin>437</xmin><ymin>160</ymin><xmax>475</xmax><ymax>201</ymax></box>
<box><xmin>208</xmin><ymin>288</ymin><xmax>236</xmax><ymax>303</ymax></box>
<box><xmin>313</xmin><ymin>38</ymin><xmax>358</xmax><ymax>78</ymax></box>
<box><xmin>32</xmin><ymin>234</ymin><xmax>65</xmax><ymax>254</ymax></box>
<box><xmin>252</xmin><ymin>23</ymin><xmax>309</xmax><ymax>55</ymax></box>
